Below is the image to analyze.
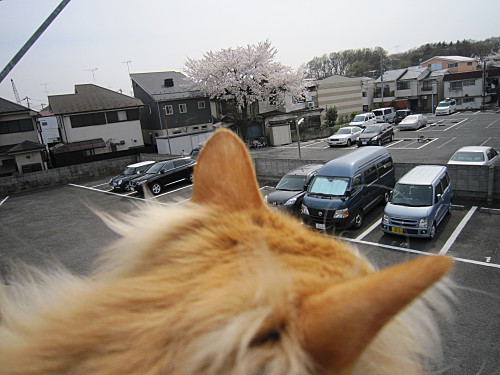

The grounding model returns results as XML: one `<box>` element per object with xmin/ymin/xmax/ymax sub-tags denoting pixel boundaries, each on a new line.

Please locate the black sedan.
<box><xmin>357</xmin><ymin>123</ymin><xmax>394</xmax><ymax>146</ymax></box>
<box><xmin>129</xmin><ymin>157</ymin><xmax>196</xmax><ymax>195</ymax></box>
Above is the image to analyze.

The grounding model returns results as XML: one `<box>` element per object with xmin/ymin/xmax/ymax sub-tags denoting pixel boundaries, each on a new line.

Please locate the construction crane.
<box><xmin>11</xmin><ymin>79</ymin><xmax>22</xmax><ymax>105</ymax></box>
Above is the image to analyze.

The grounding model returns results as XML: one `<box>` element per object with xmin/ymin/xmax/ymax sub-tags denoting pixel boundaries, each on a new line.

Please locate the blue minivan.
<box><xmin>381</xmin><ymin>165</ymin><xmax>452</xmax><ymax>239</ymax></box>
<box><xmin>301</xmin><ymin>147</ymin><xmax>395</xmax><ymax>231</ymax></box>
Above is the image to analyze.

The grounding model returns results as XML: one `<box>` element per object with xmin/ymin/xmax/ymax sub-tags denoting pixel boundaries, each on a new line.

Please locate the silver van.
<box><xmin>381</xmin><ymin>165</ymin><xmax>452</xmax><ymax>239</ymax></box>
<box><xmin>372</xmin><ymin>107</ymin><xmax>396</xmax><ymax>123</ymax></box>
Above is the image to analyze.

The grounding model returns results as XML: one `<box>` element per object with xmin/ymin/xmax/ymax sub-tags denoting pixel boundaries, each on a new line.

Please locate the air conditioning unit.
<box><xmin>307</xmin><ymin>101</ymin><xmax>315</xmax><ymax>108</ymax></box>
<box><xmin>422</xmin><ymin>96</ymin><xmax>428</xmax><ymax>99</ymax></box>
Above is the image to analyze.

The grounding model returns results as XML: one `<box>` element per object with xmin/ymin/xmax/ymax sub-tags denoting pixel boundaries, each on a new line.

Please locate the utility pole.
<box><xmin>375</xmin><ymin>47</ymin><xmax>385</xmax><ymax>106</ymax></box>
<box><xmin>11</xmin><ymin>79</ymin><xmax>21</xmax><ymax>104</ymax></box>
<box><xmin>0</xmin><ymin>0</ymin><xmax>72</xmax><ymax>84</ymax></box>
<box><xmin>122</xmin><ymin>60</ymin><xmax>133</xmax><ymax>95</ymax></box>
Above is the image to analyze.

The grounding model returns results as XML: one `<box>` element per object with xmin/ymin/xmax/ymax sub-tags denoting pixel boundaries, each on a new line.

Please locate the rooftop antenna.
<box><xmin>84</xmin><ymin>67</ymin><xmax>98</xmax><ymax>83</ymax></box>
<box><xmin>41</xmin><ymin>82</ymin><xmax>49</xmax><ymax>96</ymax></box>
<box><xmin>121</xmin><ymin>60</ymin><xmax>132</xmax><ymax>75</ymax></box>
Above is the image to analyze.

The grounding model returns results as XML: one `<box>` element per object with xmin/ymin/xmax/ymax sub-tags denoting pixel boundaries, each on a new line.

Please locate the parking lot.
<box><xmin>0</xmin><ymin>110</ymin><xmax>499</xmax><ymax>374</ymax></box>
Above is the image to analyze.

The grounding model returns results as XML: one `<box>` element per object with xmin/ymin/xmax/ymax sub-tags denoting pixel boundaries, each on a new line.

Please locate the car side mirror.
<box><xmin>160</xmin><ymin>169</ymin><xmax>165</xmax><ymax>174</ymax></box>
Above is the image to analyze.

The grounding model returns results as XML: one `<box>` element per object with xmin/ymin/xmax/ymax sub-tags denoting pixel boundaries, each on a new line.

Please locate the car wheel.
<box><xmin>377</xmin><ymin>139</ymin><xmax>382</xmax><ymax>146</ymax></box>
<box><xmin>447</xmin><ymin>203</ymin><xmax>452</xmax><ymax>215</ymax></box>
<box><xmin>429</xmin><ymin>223</ymin><xmax>436</xmax><ymax>240</ymax></box>
<box><xmin>150</xmin><ymin>182</ymin><xmax>162</xmax><ymax>195</ymax></box>
<box><xmin>124</xmin><ymin>184</ymin><xmax>131</xmax><ymax>192</ymax></box>
<box><xmin>346</xmin><ymin>139</ymin><xmax>351</xmax><ymax>147</ymax></box>
<box><xmin>187</xmin><ymin>171</ymin><xmax>194</xmax><ymax>183</ymax></box>
<box><xmin>389</xmin><ymin>134</ymin><xmax>394</xmax><ymax>142</ymax></box>
<box><xmin>352</xmin><ymin>210</ymin><xmax>364</xmax><ymax>230</ymax></box>
<box><xmin>382</xmin><ymin>191</ymin><xmax>390</xmax><ymax>204</ymax></box>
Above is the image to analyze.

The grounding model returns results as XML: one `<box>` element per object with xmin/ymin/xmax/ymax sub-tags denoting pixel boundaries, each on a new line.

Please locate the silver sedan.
<box><xmin>397</xmin><ymin>114</ymin><xmax>427</xmax><ymax>130</ymax></box>
<box><xmin>326</xmin><ymin>126</ymin><xmax>363</xmax><ymax>147</ymax></box>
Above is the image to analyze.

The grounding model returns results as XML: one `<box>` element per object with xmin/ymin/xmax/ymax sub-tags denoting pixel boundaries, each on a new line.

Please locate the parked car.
<box><xmin>357</xmin><ymin>123</ymin><xmax>394</xmax><ymax>146</ymax></box>
<box><xmin>109</xmin><ymin>161</ymin><xmax>155</xmax><ymax>191</ymax></box>
<box><xmin>265</xmin><ymin>164</ymin><xmax>323</xmax><ymax>215</ymax></box>
<box><xmin>447</xmin><ymin>146</ymin><xmax>499</xmax><ymax>166</ymax></box>
<box><xmin>372</xmin><ymin>107</ymin><xmax>396</xmax><ymax>123</ymax></box>
<box><xmin>394</xmin><ymin>109</ymin><xmax>412</xmax><ymax>124</ymax></box>
<box><xmin>326</xmin><ymin>126</ymin><xmax>363</xmax><ymax>147</ymax></box>
<box><xmin>381</xmin><ymin>165</ymin><xmax>452</xmax><ymax>240</ymax></box>
<box><xmin>348</xmin><ymin>112</ymin><xmax>376</xmax><ymax>128</ymax></box>
<box><xmin>435</xmin><ymin>98</ymin><xmax>457</xmax><ymax>115</ymax></box>
<box><xmin>130</xmin><ymin>157</ymin><xmax>196</xmax><ymax>195</ymax></box>
<box><xmin>397</xmin><ymin>114</ymin><xmax>427</xmax><ymax>130</ymax></box>
<box><xmin>301</xmin><ymin>147</ymin><xmax>395</xmax><ymax>230</ymax></box>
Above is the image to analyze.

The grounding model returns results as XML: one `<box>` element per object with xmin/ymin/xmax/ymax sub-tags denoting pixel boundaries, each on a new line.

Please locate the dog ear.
<box><xmin>191</xmin><ymin>129</ymin><xmax>264</xmax><ymax>210</ymax></box>
<box><xmin>299</xmin><ymin>255</ymin><xmax>452</xmax><ymax>374</ymax></box>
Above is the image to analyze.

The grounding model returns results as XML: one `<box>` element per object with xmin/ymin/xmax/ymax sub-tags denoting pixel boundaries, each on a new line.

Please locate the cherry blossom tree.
<box><xmin>184</xmin><ymin>41</ymin><xmax>306</xmax><ymax>123</ymax></box>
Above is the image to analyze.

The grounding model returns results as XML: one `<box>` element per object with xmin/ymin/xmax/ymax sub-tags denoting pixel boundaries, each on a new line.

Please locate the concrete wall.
<box><xmin>1</xmin><ymin>156</ymin><xmax>499</xmax><ymax>204</ymax></box>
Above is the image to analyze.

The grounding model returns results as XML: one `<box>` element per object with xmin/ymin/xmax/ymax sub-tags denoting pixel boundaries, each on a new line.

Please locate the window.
<box><xmin>70</xmin><ymin>112</ymin><xmax>106</xmax><ymax>128</ymax></box>
<box><xmin>450</xmin><ymin>81</ymin><xmax>462</xmax><ymax>90</ymax></box>
<box><xmin>467</xmin><ymin>62</ymin><xmax>473</xmax><ymax>66</ymax></box>
<box><xmin>173</xmin><ymin>159</ymin><xmax>190</xmax><ymax>168</ymax></box>
<box><xmin>351</xmin><ymin>175</ymin><xmax>362</xmax><ymax>194</ymax></box>
<box><xmin>435</xmin><ymin>182</ymin><xmax>443</xmax><ymax>203</ymax></box>
<box><xmin>179</xmin><ymin>103</ymin><xmax>187</xmax><ymax>113</ymax></box>
<box><xmin>117</xmin><ymin>111</ymin><xmax>127</xmax><ymax>121</ymax></box>
<box><xmin>377</xmin><ymin>157</ymin><xmax>393</xmax><ymax>176</ymax></box>
<box><xmin>197</xmin><ymin>101</ymin><xmax>206</xmax><ymax>109</ymax></box>
<box><xmin>440</xmin><ymin>175</ymin><xmax>449</xmax><ymax>191</ymax></box>
<box><xmin>448</xmin><ymin>63</ymin><xmax>458</xmax><ymax>68</ymax></box>
<box><xmin>165</xmin><ymin>105</ymin><xmax>173</xmax><ymax>115</ymax></box>
<box><xmin>463</xmin><ymin>98</ymin><xmax>475</xmax><ymax>103</ymax></box>
<box><xmin>422</xmin><ymin>81</ymin><xmax>434</xmax><ymax>91</ymax></box>
<box><xmin>0</xmin><ymin>119</ymin><xmax>34</xmax><ymax>134</ymax></box>
<box><xmin>463</xmin><ymin>80</ymin><xmax>475</xmax><ymax>86</ymax></box>
<box><xmin>397</xmin><ymin>81</ymin><xmax>410</xmax><ymax>90</ymax></box>
<box><xmin>364</xmin><ymin>166</ymin><xmax>378</xmax><ymax>185</ymax></box>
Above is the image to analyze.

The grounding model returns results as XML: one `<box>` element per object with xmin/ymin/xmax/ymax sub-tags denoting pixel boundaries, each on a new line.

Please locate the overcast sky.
<box><xmin>1</xmin><ymin>0</ymin><xmax>499</xmax><ymax>110</ymax></box>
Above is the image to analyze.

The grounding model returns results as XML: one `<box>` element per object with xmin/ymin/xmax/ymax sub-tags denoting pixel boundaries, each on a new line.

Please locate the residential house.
<box><xmin>316</xmin><ymin>75</ymin><xmax>366</xmax><ymax>117</ymax></box>
<box><xmin>374</xmin><ymin>67</ymin><xmax>449</xmax><ymax>112</ymax></box>
<box><xmin>443</xmin><ymin>68</ymin><xmax>500</xmax><ymax>110</ymax></box>
<box><xmin>420</xmin><ymin>56</ymin><xmax>478</xmax><ymax>73</ymax></box>
<box><xmin>257</xmin><ymin>82</ymin><xmax>322</xmax><ymax>146</ymax></box>
<box><xmin>48</xmin><ymin>84</ymin><xmax>144</xmax><ymax>166</ymax></box>
<box><xmin>130</xmin><ymin>71</ymin><xmax>213</xmax><ymax>146</ymax></box>
<box><xmin>0</xmin><ymin>97</ymin><xmax>47</xmax><ymax>176</ymax></box>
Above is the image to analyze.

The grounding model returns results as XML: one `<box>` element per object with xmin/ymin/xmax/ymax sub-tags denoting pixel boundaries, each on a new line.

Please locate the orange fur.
<box><xmin>0</xmin><ymin>129</ymin><xmax>452</xmax><ymax>375</ymax></box>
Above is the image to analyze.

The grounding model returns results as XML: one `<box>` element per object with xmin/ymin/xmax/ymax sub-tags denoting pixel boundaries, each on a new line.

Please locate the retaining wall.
<box><xmin>1</xmin><ymin>155</ymin><xmax>499</xmax><ymax>204</ymax></box>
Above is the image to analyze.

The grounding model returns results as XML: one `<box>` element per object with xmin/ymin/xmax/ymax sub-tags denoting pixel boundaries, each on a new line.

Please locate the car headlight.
<box><xmin>109</xmin><ymin>178</ymin><xmax>113</xmax><ymax>183</ymax></box>
<box><xmin>301</xmin><ymin>204</ymin><xmax>309</xmax><ymax>215</ymax></box>
<box><xmin>117</xmin><ymin>179</ymin><xmax>122</xmax><ymax>185</ymax></box>
<box><xmin>284</xmin><ymin>197</ymin><xmax>297</xmax><ymax>206</ymax></box>
<box><xmin>372</xmin><ymin>135</ymin><xmax>380</xmax><ymax>140</ymax></box>
<box><xmin>419</xmin><ymin>218</ymin><xmax>428</xmax><ymax>228</ymax></box>
<box><xmin>334</xmin><ymin>209</ymin><xmax>349</xmax><ymax>218</ymax></box>
<box><xmin>382</xmin><ymin>214</ymin><xmax>389</xmax><ymax>224</ymax></box>
<box><xmin>264</xmin><ymin>195</ymin><xmax>268</xmax><ymax>203</ymax></box>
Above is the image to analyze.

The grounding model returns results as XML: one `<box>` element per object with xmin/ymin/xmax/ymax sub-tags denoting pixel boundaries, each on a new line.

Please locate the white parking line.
<box><xmin>91</xmin><ymin>182</ymin><xmax>110</xmax><ymax>188</ymax></box>
<box><xmin>344</xmin><ymin>237</ymin><xmax>500</xmax><ymax>269</ymax></box>
<box><xmin>68</xmin><ymin>183</ymin><xmax>156</xmax><ymax>203</ymax></box>
<box><xmin>150</xmin><ymin>182</ymin><xmax>192</xmax><ymax>199</ymax></box>
<box><xmin>355</xmin><ymin>218</ymin><xmax>381</xmax><ymax>240</ymax></box>
<box><xmin>485</xmin><ymin>119</ymin><xmax>499</xmax><ymax>128</ymax></box>
<box><xmin>0</xmin><ymin>196</ymin><xmax>9</xmax><ymax>207</ymax></box>
<box><xmin>437</xmin><ymin>137</ymin><xmax>456</xmax><ymax>148</ymax></box>
<box><xmin>480</xmin><ymin>137</ymin><xmax>493</xmax><ymax>146</ymax></box>
<box><xmin>438</xmin><ymin>206</ymin><xmax>478</xmax><ymax>255</ymax></box>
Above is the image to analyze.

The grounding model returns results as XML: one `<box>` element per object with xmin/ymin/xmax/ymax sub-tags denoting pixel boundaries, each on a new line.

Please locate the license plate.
<box><xmin>362</xmin><ymin>141</ymin><xmax>367</xmax><ymax>145</ymax></box>
<box><xmin>316</xmin><ymin>223</ymin><xmax>326</xmax><ymax>230</ymax></box>
<box><xmin>391</xmin><ymin>227</ymin><xmax>404</xmax><ymax>234</ymax></box>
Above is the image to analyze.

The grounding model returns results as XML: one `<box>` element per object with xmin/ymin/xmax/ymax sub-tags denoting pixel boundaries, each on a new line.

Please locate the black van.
<box><xmin>301</xmin><ymin>146</ymin><xmax>395</xmax><ymax>231</ymax></box>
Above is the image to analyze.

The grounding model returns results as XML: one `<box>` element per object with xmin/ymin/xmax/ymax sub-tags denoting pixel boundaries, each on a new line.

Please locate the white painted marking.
<box><xmin>480</xmin><ymin>137</ymin><xmax>493</xmax><ymax>146</ymax></box>
<box><xmin>438</xmin><ymin>206</ymin><xmax>477</xmax><ymax>255</ymax></box>
<box><xmin>91</xmin><ymin>182</ymin><xmax>110</xmax><ymax>188</ymax></box>
<box><xmin>151</xmin><ymin>182</ymin><xmax>193</xmax><ymax>199</ymax></box>
<box><xmin>343</xmin><ymin>237</ymin><xmax>500</xmax><ymax>269</ymax></box>
<box><xmin>474</xmin><ymin>110</ymin><xmax>481</xmax><ymax>115</ymax></box>
<box><xmin>485</xmin><ymin>119</ymin><xmax>498</xmax><ymax>128</ymax></box>
<box><xmin>486</xmin><ymin>257</ymin><xmax>491</xmax><ymax>263</ymax></box>
<box><xmin>415</xmin><ymin>138</ymin><xmax>438</xmax><ymax>149</ymax></box>
<box><xmin>68</xmin><ymin>183</ymin><xmax>155</xmax><ymax>203</ymax></box>
<box><xmin>437</xmin><ymin>137</ymin><xmax>456</xmax><ymax>148</ymax></box>
<box><xmin>355</xmin><ymin>219</ymin><xmax>381</xmax><ymax>240</ymax></box>
<box><xmin>0</xmin><ymin>196</ymin><xmax>9</xmax><ymax>207</ymax></box>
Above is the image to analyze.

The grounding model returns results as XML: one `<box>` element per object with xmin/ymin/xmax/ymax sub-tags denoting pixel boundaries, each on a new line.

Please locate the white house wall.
<box><xmin>61</xmin><ymin>117</ymin><xmax>144</xmax><ymax>152</ymax></box>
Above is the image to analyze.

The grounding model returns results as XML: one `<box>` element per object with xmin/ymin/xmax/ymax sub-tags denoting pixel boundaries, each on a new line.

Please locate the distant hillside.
<box><xmin>305</xmin><ymin>37</ymin><xmax>500</xmax><ymax>79</ymax></box>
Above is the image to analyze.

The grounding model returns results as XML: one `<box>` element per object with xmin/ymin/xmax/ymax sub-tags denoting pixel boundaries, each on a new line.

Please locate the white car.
<box><xmin>447</xmin><ymin>146</ymin><xmax>499</xmax><ymax>166</ymax></box>
<box><xmin>435</xmin><ymin>99</ymin><xmax>457</xmax><ymax>115</ymax></box>
<box><xmin>349</xmin><ymin>112</ymin><xmax>376</xmax><ymax>128</ymax></box>
<box><xmin>397</xmin><ymin>114</ymin><xmax>427</xmax><ymax>130</ymax></box>
<box><xmin>327</xmin><ymin>126</ymin><xmax>363</xmax><ymax>147</ymax></box>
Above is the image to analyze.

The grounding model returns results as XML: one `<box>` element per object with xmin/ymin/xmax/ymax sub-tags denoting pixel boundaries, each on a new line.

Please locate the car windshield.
<box><xmin>352</xmin><ymin>115</ymin><xmax>365</xmax><ymax>122</ymax></box>
<box><xmin>276</xmin><ymin>175</ymin><xmax>307</xmax><ymax>191</ymax></box>
<box><xmin>396</xmin><ymin>110</ymin><xmax>408</xmax><ymax>116</ymax></box>
<box><xmin>145</xmin><ymin>163</ymin><xmax>164</xmax><ymax>174</ymax></box>
<box><xmin>336</xmin><ymin>128</ymin><xmax>352</xmax><ymax>135</ymax></box>
<box><xmin>363</xmin><ymin>125</ymin><xmax>381</xmax><ymax>133</ymax></box>
<box><xmin>401</xmin><ymin>115</ymin><xmax>417</xmax><ymax>123</ymax></box>
<box><xmin>437</xmin><ymin>102</ymin><xmax>450</xmax><ymax>107</ymax></box>
<box><xmin>390</xmin><ymin>183</ymin><xmax>433</xmax><ymax>207</ymax></box>
<box><xmin>122</xmin><ymin>167</ymin><xmax>137</xmax><ymax>175</ymax></box>
<box><xmin>451</xmin><ymin>151</ymin><xmax>485</xmax><ymax>162</ymax></box>
<box><xmin>309</xmin><ymin>176</ymin><xmax>350</xmax><ymax>196</ymax></box>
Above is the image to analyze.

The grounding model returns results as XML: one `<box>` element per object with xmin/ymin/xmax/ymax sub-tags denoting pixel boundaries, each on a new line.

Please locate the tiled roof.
<box><xmin>0</xmin><ymin>97</ymin><xmax>34</xmax><ymax>114</ymax></box>
<box><xmin>130</xmin><ymin>71</ymin><xmax>205</xmax><ymax>101</ymax></box>
<box><xmin>399</xmin><ymin>66</ymin><xmax>428</xmax><ymax>80</ymax></box>
<box><xmin>6</xmin><ymin>140</ymin><xmax>45</xmax><ymax>154</ymax></box>
<box><xmin>421</xmin><ymin>55</ymin><xmax>476</xmax><ymax>65</ymax></box>
<box><xmin>375</xmin><ymin>68</ymin><xmax>407</xmax><ymax>83</ymax></box>
<box><xmin>48</xmin><ymin>84</ymin><xmax>143</xmax><ymax>115</ymax></box>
